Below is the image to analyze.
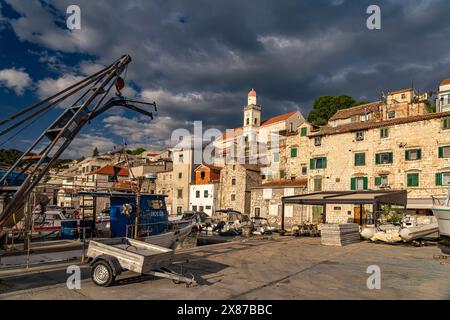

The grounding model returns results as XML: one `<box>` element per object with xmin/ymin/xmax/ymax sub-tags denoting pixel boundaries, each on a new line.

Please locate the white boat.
<box><xmin>141</xmin><ymin>218</ymin><xmax>196</xmax><ymax>249</ymax></box>
<box><xmin>432</xmin><ymin>189</ymin><xmax>450</xmax><ymax>238</ymax></box>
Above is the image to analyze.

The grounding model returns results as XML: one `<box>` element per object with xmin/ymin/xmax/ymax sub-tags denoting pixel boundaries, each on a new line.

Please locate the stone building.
<box><xmin>250</xmin><ymin>179</ymin><xmax>307</xmax><ymax>229</ymax></box>
<box><xmin>156</xmin><ymin>170</ymin><xmax>173</xmax><ymax>215</ymax></box>
<box><xmin>218</xmin><ymin>164</ymin><xmax>261</xmax><ymax>214</ymax></box>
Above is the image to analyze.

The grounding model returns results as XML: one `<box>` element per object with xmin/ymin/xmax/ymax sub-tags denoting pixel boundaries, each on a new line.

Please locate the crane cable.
<box><xmin>0</xmin><ymin>61</ymin><xmax>117</xmax><ymax>128</ymax></box>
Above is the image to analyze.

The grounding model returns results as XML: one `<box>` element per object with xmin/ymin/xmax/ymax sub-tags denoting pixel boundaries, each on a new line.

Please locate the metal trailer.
<box><xmin>86</xmin><ymin>238</ymin><xmax>196</xmax><ymax>287</ymax></box>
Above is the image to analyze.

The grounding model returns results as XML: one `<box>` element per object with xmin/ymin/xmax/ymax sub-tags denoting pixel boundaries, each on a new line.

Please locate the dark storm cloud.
<box><xmin>3</xmin><ymin>0</ymin><xmax>450</xmax><ymax>143</ymax></box>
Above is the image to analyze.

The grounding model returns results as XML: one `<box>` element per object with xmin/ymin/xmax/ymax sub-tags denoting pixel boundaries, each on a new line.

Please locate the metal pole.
<box><xmin>134</xmin><ymin>177</ymin><xmax>142</xmax><ymax>239</ymax></box>
<box><xmin>281</xmin><ymin>199</ymin><xmax>285</xmax><ymax>235</ymax></box>
<box><xmin>81</xmin><ymin>228</ymin><xmax>86</xmax><ymax>263</ymax></box>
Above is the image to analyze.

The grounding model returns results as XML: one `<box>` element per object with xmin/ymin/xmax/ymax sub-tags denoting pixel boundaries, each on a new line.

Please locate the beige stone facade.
<box><xmin>156</xmin><ymin>170</ymin><xmax>173</xmax><ymax>215</ymax></box>
<box><xmin>250</xmin><ymin>181</ymin><xmax>307</xmax><ymax>229</ymax></box>
<box><xmin>218</xmin><ymin>164</ymin><xmax>261</xmax><ymax>213</ymax></box>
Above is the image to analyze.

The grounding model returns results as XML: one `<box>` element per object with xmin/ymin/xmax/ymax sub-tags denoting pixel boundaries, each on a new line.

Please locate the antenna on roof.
<box><xmin>381</xmin><ymin>91</ymin><xmax>387</xmax><ymax>103</ymax></box>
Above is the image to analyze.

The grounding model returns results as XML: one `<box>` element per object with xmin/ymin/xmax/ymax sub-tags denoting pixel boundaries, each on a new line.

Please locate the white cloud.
<box><xmin>62</xmin><ymin>133</ymin><xmax>116</xmax><ymax>159</ymax></box>
<box><xmin>102</xmin><ymin>115</ymin><xmax>186</xmax><ymax>149</ymax></box>
<box><xmin>0</xmin><ymin>68</ymin><xmax>32</xmax><ymax>95</ymax></box>
<box><xmin>36</xmin><ymin>74</ymin><xmax>85</xmax><ymax>99</ymax></box>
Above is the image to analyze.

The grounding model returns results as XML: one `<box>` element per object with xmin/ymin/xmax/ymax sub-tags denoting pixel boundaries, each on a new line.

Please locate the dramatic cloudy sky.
<box><xmin>0</xmin><ymin>0</ymin><xmax>449</xmax><ymax>158</ymax></box>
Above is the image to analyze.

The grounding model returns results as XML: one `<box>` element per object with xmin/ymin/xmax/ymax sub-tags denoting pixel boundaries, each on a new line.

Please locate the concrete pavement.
<box><xmin>0</xmin><ymin>237</ymin><xmax>449</xmax><ymax>300</ymax></box>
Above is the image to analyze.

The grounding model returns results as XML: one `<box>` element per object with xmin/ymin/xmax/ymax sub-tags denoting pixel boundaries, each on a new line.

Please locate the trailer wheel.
<box><xmin>91</xmin><ymin>260</ymin><xmax>115</xmax><ymax>287</ymax></box>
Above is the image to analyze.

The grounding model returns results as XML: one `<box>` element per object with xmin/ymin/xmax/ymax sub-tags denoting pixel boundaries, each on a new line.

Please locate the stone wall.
<box><xmin>250</xmin><ymin>186</ymin><xmax>308</xmax><ymax>229</ymax></box>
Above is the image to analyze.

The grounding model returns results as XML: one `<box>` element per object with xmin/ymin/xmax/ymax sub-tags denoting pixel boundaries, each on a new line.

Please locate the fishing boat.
<box><xmin>79</xmin><ymin>191</ymin><xmax>196</xmax><ymax>249</ymax></box>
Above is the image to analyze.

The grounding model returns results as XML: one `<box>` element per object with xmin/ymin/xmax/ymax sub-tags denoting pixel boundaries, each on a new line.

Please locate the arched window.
<box><xmin>254</xmin><ymin>118</ymin><xmax>257</xmax><ymax>125</ymax></box>
<box><xmin>246</xmin><ymin>118</ymin><xmax>250</xmax><ymax>125</ymax></box>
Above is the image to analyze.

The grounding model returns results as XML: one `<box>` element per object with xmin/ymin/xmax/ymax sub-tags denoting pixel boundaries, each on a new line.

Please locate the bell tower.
<box><xmin>243</xmin><ymin>89</ymin><xmax>261</xmax><ymax>128</ymax></box>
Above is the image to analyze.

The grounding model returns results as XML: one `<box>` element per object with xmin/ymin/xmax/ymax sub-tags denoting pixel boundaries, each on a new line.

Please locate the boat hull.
<box><xmin>141</xmin><ymin>220</ymin><xmax>195</xmax><ymax>249</ymax></box>
<box><xmin>432</xmin><ymin>206</ymin><xmax>450</xmax><ymax>237</ymax></box>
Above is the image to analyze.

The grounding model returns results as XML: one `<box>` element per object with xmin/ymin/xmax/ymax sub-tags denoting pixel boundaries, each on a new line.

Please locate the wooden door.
<box><xmin>354</xmin><ymin>207</ymin><xmax>361</xmax><ymax>225</ymax></box>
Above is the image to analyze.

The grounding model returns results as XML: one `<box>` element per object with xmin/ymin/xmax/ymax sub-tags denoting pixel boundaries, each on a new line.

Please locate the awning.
<box><xmin>406</xmin><ymin>197</ymin><xmax>447</xmax><ymax>210</ymax></box>
<box><xmin>282</xmin><ymin>190</ymin><xmax>407</xmax><ymax>206</ymax></box>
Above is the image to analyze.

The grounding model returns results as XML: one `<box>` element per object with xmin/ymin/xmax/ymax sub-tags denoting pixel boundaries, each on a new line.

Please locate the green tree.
<box><xmin>92</xmin><ymin>147</ymin><xmax>99</xmax><ymax>157</ymax></box>
<box><xmin>0</xmin><ymin>149</ymin><xmax>23</xmax><ymax>166</ymax></box>
<box><xmin>131</xmin><ymin>147</ymin><xmax>146</xmax><ymax>155</ymax></box>
<box><xmin>307</xmin><ymin>95</ymin><xmax>358</xmax><ymax>126</ymax></box>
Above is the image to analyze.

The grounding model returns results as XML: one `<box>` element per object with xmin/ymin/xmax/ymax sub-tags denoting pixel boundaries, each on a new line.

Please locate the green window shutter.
<box><xmin>350</xmin><ymin>178</ymin><xmax>356</xmax><ymax>190</ymax></box>
<box><xmin>375</xmin><ymin>153</ymin><xmax>381</xmax><ymax>165</ymax></box>
<box><xmin>405</xmin><ymin>150</ymin><xmax>410</xmax><ymax>161</ymax></box>
<box><xmin>443</xmin><ymin>118</ymin><xmax>450</xmax><ymax>129</ymax></box>
<box><xmin>417</xmin><ymin>149</ymin><xmax>422</xmax><ymax>160</ymax></box>
<box><xmin>407</xmin><ymin>173</ymin><xmax>419</xmax><ymax>187</ymax></box>
<box><xmin>438</xmin><ymin>147</ymin><xmax>444</xmax><ymax>158</ymax></box>
<box><xmin>301</xmin><ymin>127</ymin><xmax>307</xmax><ymax>136</ymax></box>
<box><xmin>375</xmin><ymin>177</ymin><xmax>382</xmax><ymax>186</ymax></box>
<box><xmin>322</xmin><ymin>157</ymin><xmax>327</xmax><ymax>169</ymax></box>
<box><xmin>355</xmin><ymin>153</ymin><xmax>365</xmax><ymax>166</ymax></box>
<box><xmin>363</xmin><ymin>177</ymin><xmax>368</xmax><ymax>190</ymax></box>
<box><xmin>291</xmin><ymin>148</ymin><xmax>297</xmax><ymax>158</ymax></box>
<box><xmin>388</xmin><ymin>152</ymin><xmax>393</xmax><ymax>163</ymax></box>
<box><xmin>436</xmin><ymin>173</ymin><xmax>442</xmax><ymax>186</ymax></box>
<box><xmin>310</xmin><ymin>159</ymin><xmax>315</xmax><ymax>169</ymax></box>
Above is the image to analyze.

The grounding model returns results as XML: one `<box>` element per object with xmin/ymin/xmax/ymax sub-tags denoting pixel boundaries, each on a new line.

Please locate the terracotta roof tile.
<box><xmin>440</xmin><ymin>78</ymin><xmax>450</xmax><ymax>86</ymax></box>
<box><xmin>195</xmin><ymin>164</ymin><xmax>223</xmax><ymax>172</ymax></box>
<box><xmin>260</xmin><ymin>111</ymin><xmax>297</xmax><ymax>126</ymax></box>
<box><xmin>388</xmin><ymin>88</ymin><xmax>413</xmax><ymax>95</ymax></box>
<box><xmin>217</xmin><ymin>111</ymin><xmax>299</xmax><ymax>142</ymax></box>
<box><xmin>329</xmin><ymin>102</ymin><xmax>381</xmax><ymax>121</ymax></box>
<box><xmin>87</xmin><ymin>165</ymin><xmax>129</xmax><ymax>176</ymax></box>
<box><xmin>253</xmin><ymin>179</ymin><xmax>308</xmax><ymax>188</ymax></box>
<box><xmin>312</xmin><ymin>111</ymin><xmax>450</xmax><ymax>137</ymax></box>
